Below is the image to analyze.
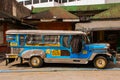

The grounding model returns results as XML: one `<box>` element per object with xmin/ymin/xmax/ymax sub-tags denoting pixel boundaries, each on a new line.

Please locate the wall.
<box><xmin>105</xmin><ymin>0</ymin><xmax>120</xmax><ymax>3</ymax></box>
<box><xmin>13</xmin><ymin>0</ymin><xmax>31</xmax><ymax>18</ymax></box>
<box><xmin>0</xmin><ymin>0</ymin><xmax>12</xmax><ymax>15</ymax></box>
<box><xmin>63</xmin><ymin>0</ymin><xmax>105</xmax><ymax>6</ymax></box>
<box><xmin>22</xmin><ymin>0</ymin><xmax>106</xmax><ymax>10</ymax></box>
<box><xmin>0</xmin><ymin>0</ymin><xmax>30</xmax><ymax>19</ymax></box>
<box><xmin>0</xmin><ymin>23</ymin><xmax>31</xmax><ymax>53</ymax></box>
<box><xmin>36</xmin><ymin>22</ymin><xmax>74</xmax><ymax>30</ymax></box>
<box><xmin>25</xmin><ymin>2</ymin><xmax>55</xmax><ymax>10</ymax></box>
<box><xmin>0</xmin><ymin>25</ymin><xmax>3</xmax><ymax>44</ymax></box>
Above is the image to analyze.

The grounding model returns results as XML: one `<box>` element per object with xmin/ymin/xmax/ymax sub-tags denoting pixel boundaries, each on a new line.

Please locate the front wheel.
<box><xmin>94</xmin><ymin>56</ymin><xmax>108</xmax><ymax>69</ymax></box>
<box><xmin>29</xmin><ymin>56</ymin><xmax>43</xmax><ymax>68</ymax></box>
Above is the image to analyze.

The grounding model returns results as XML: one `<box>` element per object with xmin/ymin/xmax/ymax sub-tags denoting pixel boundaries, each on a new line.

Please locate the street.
<box><xmin>0</xmin><ymin>59</ymin><xmax>120</xmax><ymax>71</ymax></box>
<box><xmin>0</xmin><ymin>60</ymin><xmax>120</xmax><ymax>80</ymax></box>
<box><xmin>0</xmin><ymin>70</ymin><xmax>120</xmax><ymax>80</ymax></box>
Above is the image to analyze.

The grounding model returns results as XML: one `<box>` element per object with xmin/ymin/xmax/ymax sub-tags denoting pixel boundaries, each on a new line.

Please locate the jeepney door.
<box><xmin>80</xmin><ymin>35</ymin><xmax>92</xmax><ymax>59</ymax></box>
<box><xmin>70</xmin><ymin>35</ymin><xmax>92</xmax><ymax>59</ymax></box>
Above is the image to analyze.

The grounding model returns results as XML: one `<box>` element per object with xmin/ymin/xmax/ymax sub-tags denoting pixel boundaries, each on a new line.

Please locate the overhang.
<box><xmin>76</xmin><ymin>20</ymin><xmax>120</xmax><ymax>31</ymax></box>
<box><xmin>0</xmin><ymin>11</ymin><xmax>20</xmax><ymax>22</ymax></box>
<box><xmin>0</xmin><ymin>11</ymin><xmax>34</xmax><ymax>29</ymax></box>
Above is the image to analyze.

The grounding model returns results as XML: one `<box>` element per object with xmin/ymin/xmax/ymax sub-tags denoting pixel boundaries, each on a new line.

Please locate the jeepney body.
<box><xmin>5</xmin><ymin>30</ymin><xmax>116</xmax><ymax>68</ymax></box>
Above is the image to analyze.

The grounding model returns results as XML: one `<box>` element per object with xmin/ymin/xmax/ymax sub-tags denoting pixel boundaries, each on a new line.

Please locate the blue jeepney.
<box><xmin>6</xmin><ymin>30</ymin><xmax>116</xmax><ymax>69</ymax></box>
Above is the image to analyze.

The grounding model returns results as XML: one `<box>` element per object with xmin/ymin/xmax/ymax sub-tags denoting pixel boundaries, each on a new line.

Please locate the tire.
<box><xmin>94</xmin><ymin>56</ymin><xmax>108</xmax><ymax>69</ymax></box>
<box><xmin>30</xmin><ymin>56</ymin><xmax>43</xmax><ymax>68</ymax></box>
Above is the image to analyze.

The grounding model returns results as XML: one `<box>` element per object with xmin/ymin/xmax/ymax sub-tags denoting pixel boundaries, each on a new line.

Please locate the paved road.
<box><xmin>0</xmin><ymin>71</ymin><xmax>120</xmax><ymax>80</ymax></box>
<box><xmin>0</xmin><ymin>60</ymin><xmax>120</xmax><ymax>80</ymax></box>
<box><xmin>0</xmin><ymin>60</ymin><xmax>120</xmax><ymax>73</ymax></box>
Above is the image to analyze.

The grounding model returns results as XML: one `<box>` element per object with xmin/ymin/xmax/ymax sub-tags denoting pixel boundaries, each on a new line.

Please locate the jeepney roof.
<box><xmin>6</xmin><ymin>30</ymin><xmax>86</xmax><ymax>35</ymax></box>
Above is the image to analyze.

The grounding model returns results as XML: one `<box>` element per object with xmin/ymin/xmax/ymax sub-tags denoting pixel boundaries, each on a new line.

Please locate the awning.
<box><xmin>76</xmin><ymin>20</ymin><xmax>120</xmax><ymax>31</ymax></box>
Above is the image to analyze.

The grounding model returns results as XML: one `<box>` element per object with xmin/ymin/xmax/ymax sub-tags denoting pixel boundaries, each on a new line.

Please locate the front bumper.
<box><xmin>108</xmin><ymin>50</ymin><xmax>117</xmax><ymax>64</ymax></box>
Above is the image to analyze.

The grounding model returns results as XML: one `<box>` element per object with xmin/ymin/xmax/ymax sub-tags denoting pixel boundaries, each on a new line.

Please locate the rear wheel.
<box><xmin>94</xmin><ymin>56</ymin><xmax>108</xmax><ymax>69</ymax></box>
<box><xmin>30</xmin><ymin>56</ymin><xmax>43</xmax><ymax>68</ymax></box>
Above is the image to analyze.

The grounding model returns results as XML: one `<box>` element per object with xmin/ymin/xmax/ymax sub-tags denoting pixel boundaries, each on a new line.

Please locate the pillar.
<box><xmin>3</xmin><ymin>23</ymin><xmax>7</xmax><ymax>44</ymax></box>
<box><xmin>99</xmin><ymin>31</ymin><xmax>104</xmax><ymax>42</ymax></box>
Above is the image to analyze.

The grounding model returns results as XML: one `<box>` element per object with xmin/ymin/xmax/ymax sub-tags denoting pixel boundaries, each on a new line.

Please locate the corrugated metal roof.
<box><xmin>0</xmin><ymin>11</ymin><xmax>20</xmax><ymax>21</ymax></box>
<box><xmin>0</xmin><ymin>11</ymin><xmax>34</xmax><ymax>29</ymax></box>
<box><xmin>26</xmin><ymin>7</ymin><xmax>78</xmax><ymax>19</ymax></box>
<box><xmin>0</xmin><ymin>11</ymin><xmax>19</xmax><ymax>21</ymax></box>
<box><xmin>92</xmin><ymin>5</ymin><xmax>120</xmax><ymax>19</ymax></box>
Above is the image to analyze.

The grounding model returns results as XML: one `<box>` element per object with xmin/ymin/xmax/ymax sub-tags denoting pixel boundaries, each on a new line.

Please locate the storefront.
<box><xmin>76</xmin><ymin>20</ymin><xmax>120</xmax><ymax>52</ymax></box>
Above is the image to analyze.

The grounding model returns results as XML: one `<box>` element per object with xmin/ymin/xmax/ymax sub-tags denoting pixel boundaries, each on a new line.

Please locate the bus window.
<box><xmin>26</xmin><ymin>35</ymin><xmax>60</xmax><ymax>45</ymax></box>
<box><xmin>44</xmin><ymin>35</ymin><xmax>60</xmax><ymax>44</ymax></box>
<box><xmin>19</xmin><ymin>35</ymin><xmax>25</xmax><ymax>46</ymax></box>
<box><xmin>63</xmin><ymin>35</ymin><xmax>70</xmax><ymax>48</ymax></box>
<box><xmin>26</xmin><ymin>35</ymin><xmax>42</xmax><ymax>44</ymax></box>
<box><xmin>6</xmin><ymin>34</ymin><xmax>16</xmax><ymax>42</ymax></box>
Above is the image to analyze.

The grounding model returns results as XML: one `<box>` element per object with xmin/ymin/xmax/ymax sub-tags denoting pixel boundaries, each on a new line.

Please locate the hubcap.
<box><xmin>31</xmin><ymin>57</ymin><xmax>40</xmax><ymax>66</ymax></box>
<box><xmin>96</xmin><ymin>59</ymin><xmax>106</xmax><ymax>68</ymax></box>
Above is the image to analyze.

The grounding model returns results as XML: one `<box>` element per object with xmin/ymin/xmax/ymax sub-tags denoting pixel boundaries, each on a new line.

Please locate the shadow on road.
<box><xmin>10</xmin><ymin>62</ymin><xmax>95</xmax><ymax>68</ymax></box>
<box><xmin>1</xmin><ymin>58</ymin><xmax>119</xmax><ymax>69</ymax></box>
<box><xmin>10</xmin><ymin>62</ymin><xmax>120</xmax><ymax>69</ymax></box>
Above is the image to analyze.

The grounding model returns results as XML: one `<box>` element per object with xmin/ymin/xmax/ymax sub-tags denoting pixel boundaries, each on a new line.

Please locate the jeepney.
<box><xmin>6</xmin><ymin>30</ymin><xmax>116</xmax><ymax>69</ymax></box>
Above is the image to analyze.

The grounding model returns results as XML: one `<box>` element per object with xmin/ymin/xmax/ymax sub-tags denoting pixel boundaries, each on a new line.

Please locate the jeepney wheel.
<box><xmin>94</xmin><ymin>56</ymin><xmax>108</xmax><ymax>69</ymax></box>
<box><xmin>30</xmin><ymin>56</ymin><xmax>43</xmax><ymax>68</ymax></box>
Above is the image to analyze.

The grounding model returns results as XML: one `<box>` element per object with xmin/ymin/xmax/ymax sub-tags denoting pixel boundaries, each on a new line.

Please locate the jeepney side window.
<box><xmin>19</xmin><ymin>35</ymin><xmax>25</xmax><ymax>46</ymax></box>
<box><xmin>26</xmin><ymin>35</ymin><xmax>42</xmax><ymax>44</ymax></box>
<box><xmin>44</xmin><ymin>35</ymin><xmax>60</xmax><ymax>44</ymax></box>
<box><xmin>82</xmin><ymin>35</ymin><xmax>90</xmax><ymax>44</ymax></box>
<box><xmin>6</xmin><ymin>34</ymin><xmax>16</xmax><ymax>42</ymax></box>
<box><xmin>63</xmin><ymin>35</ymin><xmax>70</xmax><ymax>48</ymax></box>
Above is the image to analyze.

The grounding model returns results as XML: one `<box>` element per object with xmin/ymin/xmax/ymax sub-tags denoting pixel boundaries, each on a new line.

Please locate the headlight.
<box><xmin>106</xmin><ymin>43</ymin><xmax>110</xmax><ymax>48</ymax></box>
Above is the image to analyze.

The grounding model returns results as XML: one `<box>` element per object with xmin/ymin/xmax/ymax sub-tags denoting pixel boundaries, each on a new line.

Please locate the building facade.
<box><xmin>18</xmin><ymin>0</ymin><xmax>120</xmax><ymax>9</ymax></box>
<box><xmin>0</xmin><ymin>0</ymin><xmax>31</xmax><ymax>55</ymax></box>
